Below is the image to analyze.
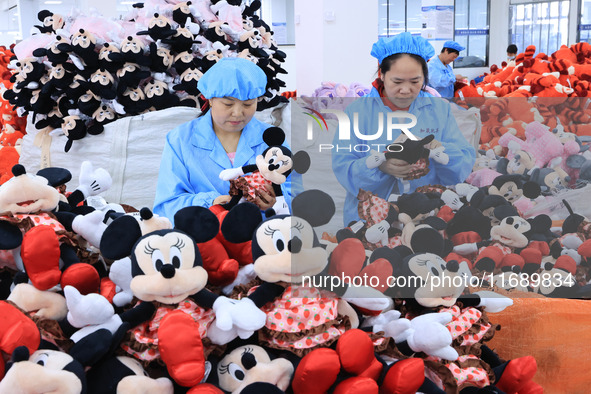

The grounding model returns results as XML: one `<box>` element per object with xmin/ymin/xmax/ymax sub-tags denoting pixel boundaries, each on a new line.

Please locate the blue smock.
<box><xmin>153</xmin><ymin>111</ymin><xmax>292</xmax><ymax>224</ymax></box>
<box><xmin>427</xmin><ymin>56</ymin><xmax>456</xmax><ymax>98</ymax></box>
<box><xmin>331</xmin><ymin>88</ymin><xmax>475</xmax><ymax>225</ymax></box>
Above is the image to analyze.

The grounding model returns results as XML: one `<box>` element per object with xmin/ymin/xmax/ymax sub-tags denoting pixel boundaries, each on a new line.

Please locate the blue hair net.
<box><xmin>198</xmin><ymin>57</ymin><xmax>267</xmax><ymax>100</ymax></box>
<box><xmin>443</xmin><ymin>40</ymin><xmax>465</xmax><ymax>52</ymax></box>
<box><xmin>371</xmin><ymin>32</ymin><xmax>435</xmax><ymax>63</ymax></box>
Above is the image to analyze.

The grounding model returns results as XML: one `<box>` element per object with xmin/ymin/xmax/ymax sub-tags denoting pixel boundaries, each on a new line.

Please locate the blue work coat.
<box><xmin>427</xmin><ymin>56</ymin><xmax>456</xmax><ymax>98</ymax></box>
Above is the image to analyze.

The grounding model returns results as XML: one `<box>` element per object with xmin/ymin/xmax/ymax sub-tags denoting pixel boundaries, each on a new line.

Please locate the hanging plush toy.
<box><xmin>99</xmin><ymin>206</ymin><xmax>266</xmax><ymax>388</ymax></box>
<box><xmin>218</xmin><ymin>127</ymin><xmax>299</xmax><ymax>214</ymax></box>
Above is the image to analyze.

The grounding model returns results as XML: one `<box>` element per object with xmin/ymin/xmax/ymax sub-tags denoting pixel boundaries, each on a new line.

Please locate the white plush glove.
<box><xmin>77</xmin><ymin>161</ymin><xmax>112</xmax><ymax>198</ymax></box>
<box><xmin>407</xmin><ymin>312</ymin><xmax>459</xmax><ymax>360</ymax></box>
<box><xmin>212</xmin><ymin>296</ymin><xmax>266</xmax><ymax>332</ymax></box>
<box><xmin>69</xmin><ymin>53</ymin><xmax>85</xmax><ymax>70</ymax></box>
<box><xmin>207</xmin><ymin>321</ymin><xmax>257</xmax><ymax>345</ymax></box>
<box><xmin>453</xmin><ymin>242</ymin><xmax>478</xmax><ymax>255</ymax></box>
<box><xmin>272</xmin><ymin>195</ymin><xmax>290</xmax><ymax>215</ymax></box>
<box><xmin>72</xmin><ymin>210</ymin><xmax>107</xmax><ymax>248</ymax></box>
<box><xmin>362</xmin><ymin>310</ymin><xmax>412</xmax><ymax>342</ymax></box>
<box><xmin>366</xmin><ymin>150</ymin><xmax>386</xmax><ymax>169</ymax></box>
<box><xmin>441</xmin><ymin>189</ymin><xmax>463</xmax><ymax>211</ymax></box>
<box><xmin>64</xmin><ymin>286</ymin><xmax>114</xmax><ymax>327</ymax></box>
<box><xmin>222</xmin><ymin>264</ymin><xmax>257</xmax><ymax>296</ymax></box>
<box><xmin>429</xmin><ymin>146</ymin><xmax>449</xmax><ymax>165</ymax></box>
<box><xmin>219</xmin><ymin>167</ymin><xmax>245</xmax><ymax>181</ymax></box>
<box><xmin>109</xmin><ymin>258</ymin><xmax>134</xmax><ymax>307</ymax></box>
<box><xmin>475</xmin><ymin>291</ymin><xmax>513</xmax><ymax>313</ymax></box>
<box><xmin>365</xmin><ymin>220</ymin><xmax>390</xmax><ymax>245</ymax></box>
<box><xmin>341</xmin><ymin>286</ymin><xmax>392</xmax><ymax>313</ymax></box>
<box><xmin>455</xmin><ymin>183</ymin><xmax>478</xmax><ymax>201</ymax></box>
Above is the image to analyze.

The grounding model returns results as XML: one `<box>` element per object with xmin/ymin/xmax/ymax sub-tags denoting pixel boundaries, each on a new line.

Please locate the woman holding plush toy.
<box><xmin>332</xmin><ymin>32</ymin><xmax>476</xmax><ymax>225</ymax></box>
<box><xmin>154</xmin><ymin>57</ymin><xmax>291</xmax><ymax>223</ymax></box>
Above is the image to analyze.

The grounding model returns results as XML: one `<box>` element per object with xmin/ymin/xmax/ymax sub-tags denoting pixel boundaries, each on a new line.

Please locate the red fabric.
<box><xmin>334</xmin><ymin>377</ymin><xmax>378</xmax><ymax>394</ymax></box>
<box><xmin>437</xmin><ymin>205</ymin><xmax>455</xmax><ymax>222</ymax></box>
<box><xmin>451</xmin><ymin>231</ymin><xmax>482</xmax><ymax>246</ymax></box>
<box><xmin>380</xmin><ymin>358</ymin><xmax>425</xmax><ymax>394</ymax></box>
<box><xmin>328</xmin><ymin>238</ymin><xmax>366</xmax><ymax>278</ymax></box>
<box><xmin>0</xmin><ymin>301</ymin><xmax>40</xmax><ymax>378</ymax></box>
<box><xmin>359</xmin><ymin>258</ymin><xmax>393</xmax><ymax>294</ymax></box>
<box><xmin>99</xmin><ymin>277</ymin><xmax>117</xmax><ymax>303</ymax></box>
<box><xmin>20</xmin><ymin>225</ymin><xmax>61</xmax><ymax>290</ymax></box>
<box><xmin>187</xmin><ymin>384</ymin><xmax>224</xmax><ymax>394</ymax></box>
<box><xmin>519</xmin><ymin>248</ymin><xmax>542</xmax><ymax>266</ymax></box>
<box><xmin>158</xmin><ymin>310</ymin><xmax>205</xmax><ymax>387</ymax></box>
<box><xmin>578</xmin><ymin>239</ymin><xmax>591</xmax><ymax>257</ymax></box>
<box><xmin>210</xmin><ymin>207</ymin><xmax>253</xmax><ymax>265</ymax></box>
<box><xmin>371</xmin><ymin>78</ymin><xmax>410</xmax><ymax>112</ymax></box>
<box><xmin>197</xmin><ymin>238</ymin><xmax>239</xmax><ymax>286</ymax></box>
<box><xmin>337</xmin><ymin>329</ymin><xmax>381</xmax><ymax>379</ymax></box>
<box><xmin>554</xmin><ymin>255</ymin><xmax>576</xmax><ymax>275</ymax></box>
<box><xmin>445</xmin><ymin>252</ymin><xmax>474</xmax><ymax>270</ymax></box>
<box><xmin>477</xmin><ymin>245</ymin><xmax>507</xmax><ymax>267</ymax></box>
<box><xmin>495</xmin><ymin>356</ymin><xmax>537</xmax><ymax>394</ymax></box>
<box><xmin>500</xmin><ymin>253</ymin><xmax>526</xmax><ymax>269</ymax></box>
<box><xmin>61</xmin><ymin>263</ymin><xmax>100</xmax><ymax>295</ymax></box>
<box><xmin>292</xmin><ymin>348</ymin><xmax>341</xmax><ymax>394</ymax></box>
<box><xmin>527</xmin><ymin>241</ymin><xmax>550</xmax><ymax>256</ymax></box>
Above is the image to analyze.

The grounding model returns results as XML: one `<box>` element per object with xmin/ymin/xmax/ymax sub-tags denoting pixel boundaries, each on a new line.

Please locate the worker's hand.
<box><xmin>213</xmin><ymin>195</ymin><xmax>232</xmax><ymax>205</ymax></box>
<box><xmin>379</xmin><ymin>158</ymin><xmax>413</xmax><ymax>178</ymax></box>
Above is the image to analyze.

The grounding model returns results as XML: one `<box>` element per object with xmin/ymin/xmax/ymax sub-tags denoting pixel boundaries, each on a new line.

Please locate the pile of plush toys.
<box><xmin>0</xmin><ymin>45</ymin><xmax>27</xmax><ymax>185</ymax></box>
<box><xmin>0</xmin><ymin>123</ymin><xmax>553</xmax><ymax>393</ymax></box>
<box><xmin>2</xmin><ymin>0</ymin><xmax>288</xmax><ymax>153</ymax></box>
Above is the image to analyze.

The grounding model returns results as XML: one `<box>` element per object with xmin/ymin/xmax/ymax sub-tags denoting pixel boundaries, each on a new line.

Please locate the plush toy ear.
<box><xmin>0</xmin><ymin>221</ymin><xmax>23</xmax><ymax>249</ymax></box>
<box><xmin>174</xmin><ymin>206</ymin><xmax>219</xmax><ymax>243</ymax></box>
<box><xmin>262</xmin><ymin>126</ymin><xmax>285</xmax><ymax>146</ymax></box>
<box><xmin>292</xmin><ymin>151</ymin><xmax>311</xmax><ymax>175</ymax></box>
<box><xmin>292</xmin><ymin>190</ymin><xmax>335</xmax><ymax>227</ymax></box>
<box><xmin>421</xmin><ymin>216</ymin><xmax>447</xmax><ymax>231</ymax></box>
<box><xmin>469</xmin><ymin>189</ymin><xmax>486</xmax><ymax>208</ymax></box>
<box><xmin>529</xmin><ymin>214</ymin><xmax>552</xmax><ymax>233</ymax></box>
<box><xmin>36</xmin><ymin>167</ymin><xmax>72</xmax><ymax>187</ymax></box>
<box><xmin>419</xmin><ymin>134</ymin><xmax>435</xmax><ymax>145</ymax></box>
<box><xmin>522</xmin><ymin>181</ymin><xmax>541</xmax><ymax>199</ymax></box>
<box><xmin>493</xmin><ymin>205</ymin><xmax>518</xmax><ymax>221</ymax></box>
<box><xmin>221</xmin><ymin>202</ymin><xmax>263</xmax><ymax>243</ymax></box>
<box><xmin>369</xmin><ymin>246</ymin><xmax>401</xmax><ymax>265</ymax></box>
<box><xmin>410</xmin><ymin>227</ymin><xmax>445</xmax><ymax>256</ymax></box>
<box><xmin>496</xmin><ymin>157</ymin><xmax>509</xmax><ymax>174</ymax></box>
<box><xmin>99</xmin><ymin>215</ymin><xmax>142</xmax><ymax>260</ymax></box>
<box><xmin>566</xmin><ymin>154</ymin><xmax>586</xmax><ymax>169</ymax></box>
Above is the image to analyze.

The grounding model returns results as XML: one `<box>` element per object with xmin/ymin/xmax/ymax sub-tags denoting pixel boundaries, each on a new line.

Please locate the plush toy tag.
<box><xmin>33</xmin><ymin>128</ymin><xmax>52</xmax><ymax>169</ymax></box>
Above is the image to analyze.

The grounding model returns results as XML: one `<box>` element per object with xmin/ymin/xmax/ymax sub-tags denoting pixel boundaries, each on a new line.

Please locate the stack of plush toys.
<box><xmin>3</xmin><ymin>0</ymin><xmax>288</xmax><ymax>153</ymax></box>
<box><xmin>0</xmin><ymin>44</ymin><xmax>27</xmax><ymax>185</ymax></box>
<box><xmin>0</xmin><ymin>123</ymin><xmax>557</xmax><ymax>393</ymax></box>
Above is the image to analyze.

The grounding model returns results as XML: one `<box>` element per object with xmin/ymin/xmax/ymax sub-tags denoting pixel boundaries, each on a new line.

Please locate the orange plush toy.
<box><xmin>0</xmin><ymin>145</ymin><xmax>19</xmax><ymax>184</ymax></box>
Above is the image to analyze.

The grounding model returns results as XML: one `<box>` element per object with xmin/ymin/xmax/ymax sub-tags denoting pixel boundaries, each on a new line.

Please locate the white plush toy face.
<box><xmin>253</xmin><ymin>216</ymin><xmax>327</xmax><ymax>283</ymax></box>
<box><xmin>217</xmin><ymin>346</ymin><xmax>293</xmax><ymax>394</ymax></box>
<box><xmin>256</xmin><ymin>148</ymin><xmax>292</xmax><ymax>185</ymax></box>
<box><xmin>0</xmin><ymin>171</ymin><xmax>59</xmax><ymax>214</ymax></box>
<box><xmin>130</xmin><ymin>231</ymin><xmax>208</xmax><ymax>304</ymax></box>
<box><xmin>490</xmin><ymin>216</ymin><xmax>530</xmax><ymax>248</ymax></box>
<box><xmin>409</xmin><ymin>253</ymin><xmax>469</xmax><ymax>308</ymax></box>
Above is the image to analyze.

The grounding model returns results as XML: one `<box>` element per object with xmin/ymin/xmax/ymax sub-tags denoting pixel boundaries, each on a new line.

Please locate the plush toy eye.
<box><xmin>228</xmin><ymin>363</ymin><xmax>245</xmax><ymax>381</ymax></box>
<box><xmin>272</xmin><ymin>231</ymin><xmax>285</xmax><ymax>252</ymax></box>
<box><xmin>170</xmin><ymin>245</ymin><xmax>182</xmax><ymax>269</ymax></box>
<box><xmin>35</xmin><ymin>353</ymin><xmax>49</xmax><ymax>366</ymax></box>
<box><xmin>151</xmin><ymin>249</ymin><xmax>165</xmax><ymax>272</ymax></box>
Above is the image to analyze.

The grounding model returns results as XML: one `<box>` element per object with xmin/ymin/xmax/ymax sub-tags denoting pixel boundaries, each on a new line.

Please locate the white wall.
<box><xmin>294</xmin><ymin>0</ymin><xmax>378</xmax><ymax>95</ymax></box>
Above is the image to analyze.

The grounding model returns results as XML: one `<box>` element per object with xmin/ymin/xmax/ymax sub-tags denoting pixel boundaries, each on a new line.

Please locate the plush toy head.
<box><xmin>490</xmin><ymin>216</ymin><xmax>531</xmax><ymax>248</ymax></box>
<box><xmin>0</xmin><ymin>164</ymin><xmax>59</xmax><ymax>214</ymax></box>
<box><xmin>255</xmin><ymin>127</ymin><xmax>292</xmax><ymax>184</ymax></box>
<box><xmin>213</xmin><ymin>344</ymin><xmax>293</xmax><ymax>393</ymax></box>
<box><xmin>100</xmin><ymin>207</ymin><xmax>219</xmax><ymax>304</ymax></box>
<box><xmin>222</xmin><ymin>190</ymin><xmax>335</xmax><ymax>284</ymax></box>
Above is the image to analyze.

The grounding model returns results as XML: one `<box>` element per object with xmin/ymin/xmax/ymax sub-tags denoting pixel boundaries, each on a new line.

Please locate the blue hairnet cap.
<box><xmin>371</xmin><ymin>32</ymin><xmax>435</xmax><ymax>63</ymax></box>
<box><xmin>198</xmin><ymin>57</ymin><xmax>267</xmax><ymax>100</ymax></box>
<box><xmin>443</xmin><ymin>40</ymin><xmax>465</xmax><ymax>52</ymax></box>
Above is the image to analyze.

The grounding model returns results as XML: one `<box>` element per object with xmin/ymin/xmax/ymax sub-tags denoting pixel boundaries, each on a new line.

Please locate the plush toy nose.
<box><xmin>446</xmin><ymin>260</ymin><xmax>459</xmax><ymax>273</ymax></box>
<box><xmin>268</xmin><ymin>163</ymin><xmax>280</xmax><ymax>171</ymax></box>
<box><xmin>288</xmin><ymin>237</ymin><xmax>302</xmax><ymax>254</ymax></box>
<box><xmin>160</xmin><ymin>264</ymin><xmax>176</xmax><ymax>278</ymax></box>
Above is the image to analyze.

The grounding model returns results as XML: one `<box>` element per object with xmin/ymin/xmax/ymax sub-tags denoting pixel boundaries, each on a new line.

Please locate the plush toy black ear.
<box><xmin>262</xmin><ymin>126</ymin><xmax>285</xmax><ymax>147</ymax></box>
<box><xmin>566</xmin><ymin>154</ymin><xmax>587</xmax><ymax>169</ymax></box>
<box><xmin>222</xmin><ymin>202</ymin><xmax>263</xmax><ymax>243</ymax></box>
<box><xmin>496</xmin><ymin>157</ymin><xmax>509</xmax><ymax>174</ymax></box>
<box><xmin>529</xmin><ymin>214</ymin><xmax>552</xmax><ymax>233</ymax></box>
<box><xmin>99</xmin><ymin>215</ymin><xmax>142</xmax><ymax>260</ymax></box>
<box><xmin>410</xmin><ymin>227</ymin><xmax>445</xmax><ymax>256</ymax></box>
<box><xmin>469</xmin><ymin>188</ymin><xmax>486</xmax><ymax>208</ymax></box>
<box><xmin>292</xmin><ymin>189</ymin><xmax>335</xmax><ymax>227</ymax></box>
<box><xmin>174</xmin><ymin>206</ymin><xmax>219</xmax><ymax>243</ymax></box>
<box><xmin>11</xmin><ymin>164</ymin><xmax>26</xmax><ymax>177</ymax></box>
<box><xmin>419</xmin><ymin>134</ymin><xmax>435</xmax><ymax>145</ymax></box>
<box><xmin>369</xmin><ymin>246</ymin><xmax>401</xmax><ymax>265</ymax></box>
<box><xmin>421</xmin><ymin>216</ymin><xmax>447</xmax><ymax>231</ymax></box>
<box><xmin>522</xmin><ymin>181</ymin><xmax>541</xmax><ymax>199</ymax></box>
<box><xmin>38</xmin><ymin>10</ymin><xmax>53</xmax><ymax>21</ymax></box>
<box><xmin>562</xmin><ymin>199</ymin><xmax>585</xmax><ymax>234</ymax></box>
<box><xmin>493</xmin><ymin>205</ymin><xmax>518</xmax><ymax>221</ymax></box>
<box><xmin>0</xmin><ymin>221</ymin><xmax>23</xmax><ymax>249</ymax></box>
<box><xmin>36</xmin><ymin>167</ymin><xmax>72</xmax><ymax>187</ymax></box>
<box><xmin>241</xmin><ymin>383</ymin><xmax>285</xmax><ymax>394</ymax></box>
<box><xmin>292</xmin><ymin>151</ymin><xmax>311</xmax><ymax>175</ymax></box>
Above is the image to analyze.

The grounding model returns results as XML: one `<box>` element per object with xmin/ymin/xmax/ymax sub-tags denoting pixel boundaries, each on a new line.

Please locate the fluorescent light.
<box><xmin>44</xmin><ymin>1</ymin><xmax>62</xmax><ymax>4</ymax></box>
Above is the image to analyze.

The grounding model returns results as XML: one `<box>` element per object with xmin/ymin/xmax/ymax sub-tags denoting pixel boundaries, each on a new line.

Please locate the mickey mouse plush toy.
<box><xmin>219</xmin><ymin>126</ymin><xmax>299</xmax><ymax>215</ymax></box>
<box><xmin>99</xmin><ymin>206</ymin><xmax>266</xmax><ymax>389</ymax></box>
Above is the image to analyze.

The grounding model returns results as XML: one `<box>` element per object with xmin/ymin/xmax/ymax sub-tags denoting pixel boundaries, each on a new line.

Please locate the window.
<box><xmin>454</xmin><ymin>0</ymin><xmax>489</xmax><ymax>68</ymax></box>
<box><xmin>378</xmin><ymin>0</ymin><xmax>423</xmax><ymax>37</ymax></box>
<box><xmin>579</xmin><ymin>0</ymin><xmax>591</xmax><ymax>43</ymax></box>
<box><xmin>261</xmin><ymin>0</ymin><xmax>295</xmax><ymax>45</ymax></box>
<box><xmin>509</xmin><ymin>1</ymin><xmax>569</xmax><ymax>57</ymax></box>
